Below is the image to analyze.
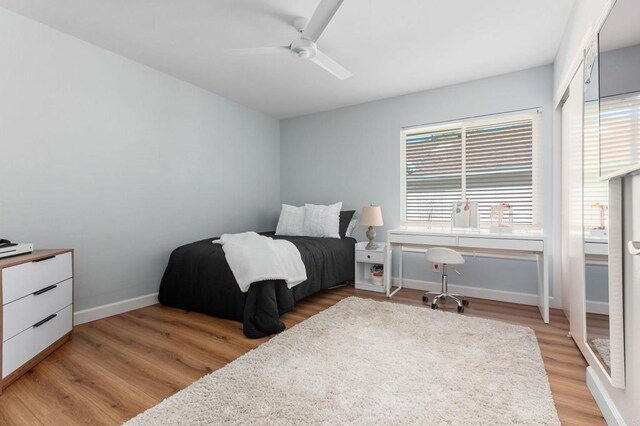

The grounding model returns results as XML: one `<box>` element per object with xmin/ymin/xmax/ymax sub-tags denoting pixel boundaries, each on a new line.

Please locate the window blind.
<box><xmin>405</xmin><ymin>128</ymin><xmax>462</xmax><ymax>222</ymax></box>
<box><xmin>600</xmin><ymin>92</ymin><xmax>640</xmax><ymax>177</ymax></box>
<box><xmin>402</xmin><ymin>111</ymin><xmax>541</xmax><ymax>226</ymax></box>
<box><xmin>465</xmin><ymin>120</ymin><xmax>533</xmax><ymax>224</ymax></box>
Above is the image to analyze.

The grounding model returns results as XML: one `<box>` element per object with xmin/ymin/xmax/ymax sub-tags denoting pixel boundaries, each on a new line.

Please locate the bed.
<box><xmin>158</xmin><ymin>232</ymin><xmax>356</xmax><ymax>338</ymax></box>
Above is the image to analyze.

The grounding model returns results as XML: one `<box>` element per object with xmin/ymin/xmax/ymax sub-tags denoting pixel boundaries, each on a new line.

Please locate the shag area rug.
<box><xmin>126</xmin><ymin>297</ymin><xmax>559</xmax><ymax>425</ymax></box>
<box><xmin>593</xmin><ymin>338</ymin><xmax>611</xmax><ymax>368</ymax></box>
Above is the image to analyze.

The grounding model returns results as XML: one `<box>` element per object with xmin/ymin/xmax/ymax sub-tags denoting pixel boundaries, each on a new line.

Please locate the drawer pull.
<box><xmin>33</xmin><ymin>314</ymin><xmax>57</xmax><ymax>328</ymax></box>
<box><xmin>33</xmin><ymin>255</ymin><xmax>57</xmax><ymax>263</ymax></box>
<box><xmin>33</xmin><ymin>284</ymin><xmax>58</xmax><ymax>296</ymax></box>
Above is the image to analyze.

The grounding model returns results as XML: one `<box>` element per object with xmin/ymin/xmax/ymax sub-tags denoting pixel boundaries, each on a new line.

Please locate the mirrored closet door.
<box><xmin>582</xmin><ymin>42</ymin><xmax>610</xmax><ymax>376</ymax></box>
<box><xmin>582</xmin><ymin>0</ymin><xmax>640</xmax><ymax>388</ymax></box>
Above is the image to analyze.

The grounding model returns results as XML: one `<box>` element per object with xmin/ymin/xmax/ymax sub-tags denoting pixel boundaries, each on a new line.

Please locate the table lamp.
<box><xmin>360</xmin><ymin>204</ymin><xmax>383</xmax><ymax>250</ymax></box>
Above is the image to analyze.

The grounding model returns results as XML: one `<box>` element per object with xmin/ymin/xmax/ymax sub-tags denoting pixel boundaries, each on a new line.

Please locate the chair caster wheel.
<box><xmin>457</xmin><ymin>306</ymin><xmax>465</xmax><ymax>313</ymax></box>
<box><xmin>422</xmin><ymin>295</ymin><xmax>429</xmax><ymax>304</ymax></box>
<box><xmin>431</xmin><ymin>303</ymin><xmax>438</xmax><ymax>310</ymax></box>
<box><xmin>462</xmin><ymin>299</ymin><xmax>469</xmax><ymax>306</ymax></box>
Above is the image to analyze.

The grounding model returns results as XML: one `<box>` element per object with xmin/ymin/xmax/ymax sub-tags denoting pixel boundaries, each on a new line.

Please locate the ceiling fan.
<box><xmin>229</xmin><ymin>0</ymin><xmax>352</xmax><ymax>80</ymax></box>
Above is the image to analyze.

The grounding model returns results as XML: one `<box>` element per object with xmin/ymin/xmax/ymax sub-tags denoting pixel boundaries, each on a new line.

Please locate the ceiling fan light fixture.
<box><xmin>228</xmin><ymin>0</ymin><xmax>350</xmax><ymax>80</ymax></box>
<box><xmin>290</xmin><ymin>38</ymin><xmax>317</xmax><ymax>60</ymax></box>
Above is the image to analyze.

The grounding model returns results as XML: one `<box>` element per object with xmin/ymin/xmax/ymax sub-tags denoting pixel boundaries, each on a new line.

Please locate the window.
<box><xmin>585</xmin><ymin>91</ymin><xmax>640</xmax><ymax>231</ymax></box>
<box><xmin>401</xmin><ymin>111</ymin><xmax>541</xmax><ymax>227</ymax></box>
<box><xmin>600</xmin><ymin>92</ymin><xmax>640</xmax><ymax>177</ymax></box>
<box><xmin>584</xmin><ymin>100</ymin><xmax>607</xmax><ymax>232</ymax></box>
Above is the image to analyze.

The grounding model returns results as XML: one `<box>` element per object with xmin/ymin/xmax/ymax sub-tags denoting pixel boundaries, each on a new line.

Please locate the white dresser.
<box><xmin>0</xmin><ymin>249</ymin><xmax>74</xmax><ymax>392</ymax></box>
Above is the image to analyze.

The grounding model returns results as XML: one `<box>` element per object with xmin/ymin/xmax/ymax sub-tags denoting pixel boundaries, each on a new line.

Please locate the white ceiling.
<box><xmin>0</xmin><ymin>0</ymin><xmax>575</xmax><ymax>119</ymax></box>
<box><xmin>599</xmin><ymin>0</ymin><xmax>640</xmax><ymax>52</ymax></box>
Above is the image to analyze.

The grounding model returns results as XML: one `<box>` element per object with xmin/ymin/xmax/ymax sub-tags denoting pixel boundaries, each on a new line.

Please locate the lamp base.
<box><xmin>365</xmin><ymin>226</ymin><xmax>378</xmax><ymax>250</ymax></box>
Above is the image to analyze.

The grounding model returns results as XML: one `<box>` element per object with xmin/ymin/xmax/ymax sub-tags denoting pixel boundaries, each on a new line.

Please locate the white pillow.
<box><xmin>345</xmin><ymin>218</ymin><xmax>357</xmax><ymax>238</ymax></box>
<box><xmin>303</xmin><ymin>202</ymin><xmax>342</xmax><ymax>238</ymax></box>
<box><xmin>275</xmin><ymin>204</ymin><xmax>305</xmax><ymax>236</ymax></box>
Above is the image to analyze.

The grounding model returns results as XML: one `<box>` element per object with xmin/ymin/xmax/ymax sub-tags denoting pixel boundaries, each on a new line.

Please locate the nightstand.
<box><xmin>354</xmin><ymin>242</ymin><xmax>391</xmax><ymax>294</ymax></box>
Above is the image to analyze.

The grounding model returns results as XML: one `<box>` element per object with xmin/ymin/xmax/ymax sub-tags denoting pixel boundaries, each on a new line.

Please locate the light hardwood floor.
<box><xmin>0</xmin><ymin>286</ymin><xmax>605</xmax><ymax>425</ymax></box>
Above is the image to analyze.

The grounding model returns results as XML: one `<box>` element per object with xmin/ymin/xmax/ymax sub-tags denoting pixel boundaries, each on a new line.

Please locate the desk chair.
<box><xmin>422</xmin><ymin>247</ymin><xmax>469</xmax><ymax>313</ymax></box>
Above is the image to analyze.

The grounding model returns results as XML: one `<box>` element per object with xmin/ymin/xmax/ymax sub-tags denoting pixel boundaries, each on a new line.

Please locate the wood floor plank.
<box><xmin>0</xmin><ymin>390</ymin><xmax>44</xmax><ymax>426</ymax></box>
<box><xmin>43</xmin><ymin>349</ymin><xmax>157</xmax><ymax>422</ymax></box>
<box><xmin>6</xmin><ymin>364</ymin><xmax>118</xmax><ymax>425</ymax></box>
<box><xmin>68</xmin><ymin>325</ymin><xmax>192</xmax><ymax>400</ymax></box>
<box><xmin>0</xmin><ymin>285</ymin><xmax>604</xmax><ymax>425</ymax></box>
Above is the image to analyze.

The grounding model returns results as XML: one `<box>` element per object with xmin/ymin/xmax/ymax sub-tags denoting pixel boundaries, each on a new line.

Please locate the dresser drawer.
<box><xmin>3</xmin><ymin>278</ymin><xmax>73</xmax><ymax>342</ymax></box>
<box><xmin>3</xmin><ymin>304</ymin><xmax>72</xmax><ymax>379</ymax></box>
<box><xmin>356</xmin><ymin>250</ymin><xmax>385</xmax><ymax>264</ymax></box>
<box><xmin>2</xmin><ymin>252</ymin><xmax>72</xmax><ymax>305</ymax></box>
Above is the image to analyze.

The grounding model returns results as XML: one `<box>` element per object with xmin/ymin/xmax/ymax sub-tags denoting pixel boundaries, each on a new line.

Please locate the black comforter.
<box><xmin>158</xmin><ymin>232</ymin><xmax>355</xmax><ymax>338</ymax></box>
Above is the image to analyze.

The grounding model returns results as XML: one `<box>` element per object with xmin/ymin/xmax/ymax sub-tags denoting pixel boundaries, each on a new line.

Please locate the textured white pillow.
<box><xmin>303</xmin><ymin>202</ymin><xmax>342</xmax><ymax>238</ymax></box>
<box><xmin>275</xmin><ymin>204</ymin><xmax>305</xmax><ymax>236</ymax></box>
<box><xmin>345</xmin><ymin>218</ymin><xmax>357</xmax><ymax>238</ymax></box>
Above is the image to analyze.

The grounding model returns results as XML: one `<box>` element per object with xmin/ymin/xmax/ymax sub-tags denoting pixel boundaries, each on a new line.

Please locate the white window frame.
<box><xmin>400</xmin><ymin>109</ymin><xmax>543</xmax><ymax>229</ymax></box>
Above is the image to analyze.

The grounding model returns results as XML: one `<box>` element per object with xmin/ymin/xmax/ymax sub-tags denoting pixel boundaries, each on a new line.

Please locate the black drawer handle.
<box><xmin>33</xmin><ymin>314</ymin><xmax>57</xmax><ymax>328</ymax></box>
<box><xmin>33</xmin><ymin>255</ymin><xmax>56</xmax><ymax>263</ymax></box>
<box><xmin>33</xmin><ymin>284</ymin><xmax>58</xmax><ymax>296</ymax></box>
<box><xmin>367</xmin><ymin>255</ymin><xmax>371</xmax><ymax>259</ymax></box>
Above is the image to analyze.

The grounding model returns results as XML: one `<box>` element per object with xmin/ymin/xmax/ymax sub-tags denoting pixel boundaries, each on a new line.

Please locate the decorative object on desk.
<box><xmin>589</xmin><ymin>202</ymin><xmax>608</xmax><ymax>237</ymax></box>
<box><xmin>359</xmin><ymin>204</ymin><xmax>383</xmax><ymax>249</ymax></box>
<box><xmin>451</xmin><ymin>200</ymin><xmax>479</xmax><ymax>229</ymax></box>
<box><xmin>489</xmin><ymin>203</ymin><xmax>513</xmax><ymax>234</ymax></box>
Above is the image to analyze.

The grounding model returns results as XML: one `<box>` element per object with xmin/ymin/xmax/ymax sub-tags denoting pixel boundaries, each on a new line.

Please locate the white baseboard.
<box><xmin>586</xmin><ymin>300</ymin><xmax>609</xmax><ymax>315</ymax></box>
<box><xmin>74</xmin><ymin>292</ymin><xmax>159</xmax><ymax>325</ymax></box>
<box><xmin>587</xmin><ymin>366</ymin><xmax>626</xmax><ymax>426</ymax></box>
<box><xmin>392</xmin><ymin>277</ymin><xmax>550</xmax><ymax>307</ymax></box>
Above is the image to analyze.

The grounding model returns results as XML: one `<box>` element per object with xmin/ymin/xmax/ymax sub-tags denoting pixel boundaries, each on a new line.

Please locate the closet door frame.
<box><xmin>560</xmin><ymin>62</ymin><xmax>587</xmax><ymax>347</ymax></box>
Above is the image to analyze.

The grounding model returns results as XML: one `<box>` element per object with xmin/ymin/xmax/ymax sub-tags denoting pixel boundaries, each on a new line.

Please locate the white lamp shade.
<box><xmin>360</xmin><ymin>205</ymin><xmax>383</xmax><ymax>227</ymax></box>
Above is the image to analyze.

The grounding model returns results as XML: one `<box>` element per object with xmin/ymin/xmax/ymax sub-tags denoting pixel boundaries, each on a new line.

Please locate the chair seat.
<box><xmin>425</xmin><ymin>247</ymin><xmax>465</xmax><ymax>265</ymax></box>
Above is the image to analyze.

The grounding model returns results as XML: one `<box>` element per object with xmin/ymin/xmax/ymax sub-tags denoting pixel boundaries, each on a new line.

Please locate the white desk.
<box><xmin>585</xmin><ymin>237</ymin><xmax>608</xmax><ymax>266</ymax></box>
<box><xmin>386</xmin><ymin>228</ymin><xmax>550</xmax><ymax>323</ymax></box>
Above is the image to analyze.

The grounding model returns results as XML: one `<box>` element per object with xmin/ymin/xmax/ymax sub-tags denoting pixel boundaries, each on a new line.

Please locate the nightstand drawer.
<box><xmin>356</xmin><ymin>250</ymin><xmax>385</xmax><ymax>264</ymax></box>
<box><xmin>3</xmin><ymin>304</ymin><xmax>72</xmax><ymax>379</ymax></box>
<box><xmin>2</xmin><ymin>252</ymin><xmax>72</xmax><ymax>305</ymax></box>
<box><xmin>3</xmin><ymin>278</ymin><xmax>73</xmax><ymax>342</ymax></box>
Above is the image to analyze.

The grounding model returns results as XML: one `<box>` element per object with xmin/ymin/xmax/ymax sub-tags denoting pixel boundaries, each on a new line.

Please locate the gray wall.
<box><xmin>281</xmin><ymin>66</ymin><xmax>555</xmax><ymax>297</ymax></box>
<box><xmin>0</xmin><ymin>9</ymin><xmax>281</xmax><ymax>311</ymax></box>
<box><xmin>600</xmin><ymin>43</ymin><xmax>640</xmax><ymax>98</ymax></box>
<box><xmin>585</xmin><ymin>264</ymin><xmax>608</xmax><ymax>303</ymax></box>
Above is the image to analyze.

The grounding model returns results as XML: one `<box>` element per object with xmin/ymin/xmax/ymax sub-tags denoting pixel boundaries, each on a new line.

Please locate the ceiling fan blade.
<box><xmin>310</xmin><ymin>49</ymin><xmax>352</xmax><ymax>80</ymax></box>
<box><xmin>302</xmin><ymin>0</ymin><xmax>344</xmax><ymax>42</ymax></box>
<box><xmin>228</xmin><ymin>46</ymin><xmax>290</xmax><ymax>55</ymax></box>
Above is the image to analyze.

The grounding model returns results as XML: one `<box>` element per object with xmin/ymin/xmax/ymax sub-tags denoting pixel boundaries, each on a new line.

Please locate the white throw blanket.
<box><xmin>212</xmin><ymin>232</ymin><xmax>307</xmax><ymax>292</ymax></box>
